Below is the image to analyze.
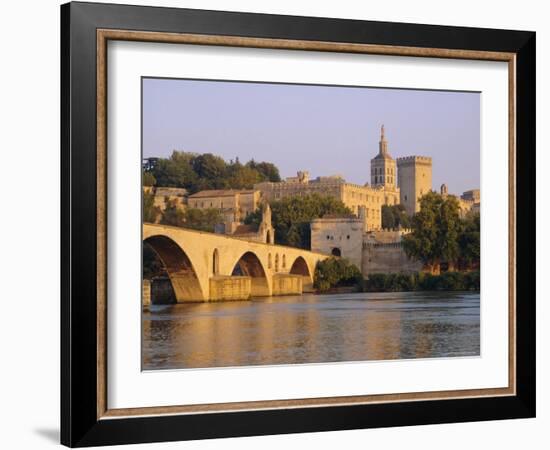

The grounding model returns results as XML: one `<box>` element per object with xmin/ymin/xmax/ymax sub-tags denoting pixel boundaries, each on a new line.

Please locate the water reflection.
<box><xmin>142</xmin><ymin>291</ymin><xmax>480</xmax><ymax>370</ymax></box>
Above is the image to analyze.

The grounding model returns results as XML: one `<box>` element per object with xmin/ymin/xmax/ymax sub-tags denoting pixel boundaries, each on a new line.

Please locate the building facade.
<box><xmin>440</xmin><ymin>184</ymin><xmax>481</xmax><ymax>217</ymax></box>
<box><xmin>397</xmin><ymin>155</ymin><xmax>433</xmax><ymax>215</ymax></box>
<box><xmin>187</xmin><ymin>189</ymin><xmax>262</xmax><ymax>223</ymax></box>
<box><xmin>143</xmin><ymin>186</ymin><xmax>188</xmax><ymax>223</ymax></box>
<box><xmin>311</xmin><ymin>216</ymin><xmax>422</xmax><ymax>275</ymax></box>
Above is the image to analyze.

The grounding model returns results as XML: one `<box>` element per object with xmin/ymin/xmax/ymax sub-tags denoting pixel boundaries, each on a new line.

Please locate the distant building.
<box><xmin>397</xmin><ymin>155</ymin><xmax>433</xmax><ymax>216</ymax></box>
<box><xmin>255</xmin><ymin>126</ymin><xmax>405</xmax><ymax>231</ymax></box>
<box><xmin>217</xmin><ymin>202</ymin><xmax>275</xmax><ymax>244</ymax></box>
<box><xmin>311</xmin><ymin>215</ymin><xmax>365</xmax><ymax>268</ymax></box>
<box><xmin>187</xmin><ymin>189</ymin><xmax>262</xmax><ymax>223</ymax></box>
<box><xmin>311</xmin><ymin>215</ymin><xmax>421</xmax><ymax>275</ymax></box>
<box><xmin>461</xmin><ymin>189</ymin><xmax>480</xmax><ymax>203</ymax></box>
<box><xmin>440</xmin><ymin>184</ymin><xmax>481</xmax><ymax>217</ymax></box>
<box><xmin>143</xmin><ymin>186</ymin><xmax>187</xmax><ymax>222</ymax></box>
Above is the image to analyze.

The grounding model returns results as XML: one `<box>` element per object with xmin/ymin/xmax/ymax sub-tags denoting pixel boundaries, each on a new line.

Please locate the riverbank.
<box><xmin>363</xmin><ymin>271</ymin><xmax>480</xmax><ymax>292</ymax></box>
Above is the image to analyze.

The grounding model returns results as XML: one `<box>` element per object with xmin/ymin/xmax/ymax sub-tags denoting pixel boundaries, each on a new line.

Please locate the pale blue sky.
<box><xmin>143</xmin><ymin>78</ymin><xmax>480</xmax><ymax>195</ymax></box>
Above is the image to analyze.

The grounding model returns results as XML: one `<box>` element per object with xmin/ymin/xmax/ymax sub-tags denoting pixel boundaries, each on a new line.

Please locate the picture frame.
<box><xmin>60</xmin><ymin>1</ymin><xmax>535</xmax><ymax>447</ymax></box>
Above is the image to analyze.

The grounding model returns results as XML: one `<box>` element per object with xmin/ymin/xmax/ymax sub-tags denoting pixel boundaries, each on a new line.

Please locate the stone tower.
<box><xmin>258</xmin><ymin>202</ymin><xmax>275</xmax><ymax>244</ymax></box>
<box><xmin>396</xmin><ymin>155</ymin><xmax>432</xmax><ymax>215</ymax></box>
<box><xmin>370</xmin><ymin>125</ymin><xmax>397</xmax><ymax>189</ymax></box>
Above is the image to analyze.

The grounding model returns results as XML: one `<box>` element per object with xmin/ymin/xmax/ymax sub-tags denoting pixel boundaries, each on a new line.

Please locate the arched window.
<box><xmin>268</xmin><ymin>253</ymin><xmax>272</xmax><ymax>269</ymax></box>
<box><xmin>275</xmin><ymin>254</ymin><xmax>279</xmax><ymax>272</ymax></box>
<box><xmin>212</xmin><ymin>249</ymin><xmax>219</xmax><ymax>275</ymax></box>
<box><xmin>282</xmin><ymin>254</ymin><xmax>286</xmax><ymax>268</ymax></box>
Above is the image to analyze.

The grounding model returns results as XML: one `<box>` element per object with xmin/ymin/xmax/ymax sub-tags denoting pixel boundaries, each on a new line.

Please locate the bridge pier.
<box><xmin>209</xmin><ymin>276</ymin><xmax>251</xmax><ymax>301</ymax></box>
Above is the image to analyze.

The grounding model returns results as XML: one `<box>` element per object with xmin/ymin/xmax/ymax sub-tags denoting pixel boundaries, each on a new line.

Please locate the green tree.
<box><xmin>143</xmin><ymin>190</ymin><xmax>160</xmax><ymax>223</ymax></box>
<box><xmin>192</xmin><ymin>153</ymin><xmax>228</xmax><ymax>191</ymax></box>
<box><xmin>314</xmin><ymin>257</ymin><xmax>363</xmax><ymax>292</ymax></box>
<box><xmin>246</xmin><ymin>160</ymin><xmax>281</xmax><ymax>182</ymax></box>
<box><xmin>159</xmin><ymin>199</ymin><xmax>186</xmax><ymax>227</ymax></box>
<box><xmin>458</xmin><ymin>212</ymin><xmax>480</xmax><ymax>270</ymax></box>
<box><xmin>225</xmin><ymin>161</ymin><xmax>263</xmax><ymax>189</ymax></box>
<box><xmin>245</xmin><ymin>194</ymin><xmax>353</xmax><ymax>249</ymax></box>
<box><xmin>402</xmin><ymin>192</ymin><xmax>461</xmax><ymax>274</ymax></box>
<box><xmin>148</xmin><ymin>151</ymin><xmax>283</xmax><ymax>193</ymax></box>
<box><xmin>381</xmin><ymin>204</ymin><xmax>411</xmax><ymax>229</ymax></box>
<box><xmin>151</xmin><ymin>151</ymin><xmax>198</xmax><ymax>190</ymax></box>
<box><xmin>180</xmin><ymin>208</ymin><xmax>224</xmax><ymax>232</ymax></box>
<box><xmin>160</xmin><ymin>201</ymin><xmax>223</xmax><ymax>233</ymax></box>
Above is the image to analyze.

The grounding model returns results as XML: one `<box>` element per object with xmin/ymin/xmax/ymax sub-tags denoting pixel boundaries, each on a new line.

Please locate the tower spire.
<box><xmin>379</xmin><ymin>124</ymin><xmax>388</xmax><ymax>156</ymax></box>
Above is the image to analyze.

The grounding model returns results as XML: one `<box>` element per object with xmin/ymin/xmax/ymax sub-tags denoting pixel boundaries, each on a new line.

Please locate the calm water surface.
<box><xmin>142</xmin><ymin>291</ymin><xmax>480</xmax><ymax>370</ymax></box>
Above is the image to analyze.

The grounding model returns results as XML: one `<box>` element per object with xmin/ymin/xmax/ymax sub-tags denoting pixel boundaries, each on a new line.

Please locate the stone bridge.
<box><xmin>143</xmin><ymin>223</ymin><xmax>329</xmax><ymax>302</ymax></box>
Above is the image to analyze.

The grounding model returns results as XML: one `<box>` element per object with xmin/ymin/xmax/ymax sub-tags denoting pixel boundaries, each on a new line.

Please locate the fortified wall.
<box><xmin>362</xmin><ymin>241</ymin><xmax>423</xmax><ymax>274</ymax></box>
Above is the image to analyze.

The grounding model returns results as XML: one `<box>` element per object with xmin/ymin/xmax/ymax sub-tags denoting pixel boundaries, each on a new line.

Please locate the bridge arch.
<box><xmin>231</xmin><ymin>251</ymin><xmax>270</xmax><ymax>297</ymax></box>
<box><xmin>144</xmin><ymin>235</ymin><xmax>205</xmax><ymax>302</ymax></box>
<box><xmin>289</xmin><ymin>256</ymin><xmax>314</xmax><ymax>292</ymax></box>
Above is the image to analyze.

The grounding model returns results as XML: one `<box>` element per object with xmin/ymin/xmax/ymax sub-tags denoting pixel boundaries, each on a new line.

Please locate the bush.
<box><xmin>363</xmin><ymin>271</ymin><xmax>480</xmax><ymax>292</ymax></box>
<box><xmin>314</xmin><ymin>257</ymin><xmax>363</xmax><ymax>292</ymax></box>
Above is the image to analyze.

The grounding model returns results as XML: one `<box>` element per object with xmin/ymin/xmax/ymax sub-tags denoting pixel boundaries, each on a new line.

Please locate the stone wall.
<box><xmin>362</xmin><ymin>242</ymin><xmax>423</xmax><ymax>275</ymax></box>
<box><xmin>311</xmin><ymin>217</ymin><xmax>364</xmax><ymax>268</ymax></box>
<box><xmin>142</xmin><ymin>280</ymin><xmax>151</xmax><ymax>306</ymax></box>
<box><xmin>209</xmin><ymin>276</ymin><xmax>251</xmax><ymax>301</ymax></box>
<box><xmin>272</xmin><ymin>274</ymin><xmax>303</xmax><ymax>296</ymax></box>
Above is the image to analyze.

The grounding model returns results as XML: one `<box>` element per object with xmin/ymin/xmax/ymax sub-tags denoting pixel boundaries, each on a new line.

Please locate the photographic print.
<box><xmin>141</xmin><ymin>78</ymin><xmax>481</xmax><ymax>370</ymax></box>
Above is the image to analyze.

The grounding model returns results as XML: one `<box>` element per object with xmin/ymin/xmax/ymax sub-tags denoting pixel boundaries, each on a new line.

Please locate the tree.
<box><xmin>159</xmin><ymin>199</ymin><xmax>186</xmax><ymax>227</ymax></box>
<box><xmin>458</xmin><ymin>211</ymin><xmax>480</xmax><ymax>270</ymax></box>
<box><xmin>149</xmin><ymin>151</ymin><xmax>283</xmax><ymax>193</ymax></box>
<box><xmin>381</xmin><ymin>204</ymin><xmax>411</xmax><ymax>229</ymax></box>
<box><xmin>179</xmin><ymin>208</ymin><xmax>224</xmax><ymax>232</ymax></box>
<box><xmin>313</xmin><ymin>257</ymin><xmax>363</xmax><ymax>292</ymax></box>
<box><xmin>402</xmin><ymin>191</ymin><xmax>461</xmax><ymax>274</ymax></box>
<box><xmin>160</xmin><ymin>201</ymin><xmax>223</xmax><ymax>233</ymax></box>
<box><xmin>246</xmin><ymin>160</ymin><xmax>281</xmax><ymax>182</ymax></box>
<box><xmin>150</xmin><ymin>151</ymin><xmax>198</xmax><ymax>190</ymax></box>
<box><xmin>143</xmin><ymin>190</ymin><xmax>160</xmax><ymax>223</ymax></box>
<box><xmin>244</xmin><ymin>194</ymin><xmax>353</xmax><ymax>249</ymax></box>
<box><xmin>225</xmin><ymin>161</ymin><xmax>263</xmax><ymax>189</ymax></box>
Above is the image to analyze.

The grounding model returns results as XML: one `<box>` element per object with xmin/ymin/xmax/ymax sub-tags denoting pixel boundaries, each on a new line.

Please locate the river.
<box><xmin>142</xmin><ymin>291</ymin><xmax>480</xmax><ymax>370</ymax></box>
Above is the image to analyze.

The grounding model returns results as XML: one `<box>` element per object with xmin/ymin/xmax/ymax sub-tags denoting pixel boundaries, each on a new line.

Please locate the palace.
<box><xmin>148</xmin><ymin>125</ymin><xmax>479</xmax><ymax>275</ymax></box>
<box><xmin>254</xmin><ymin>125</ymin><xmax>433</xmax><ymax>227</ymax></box>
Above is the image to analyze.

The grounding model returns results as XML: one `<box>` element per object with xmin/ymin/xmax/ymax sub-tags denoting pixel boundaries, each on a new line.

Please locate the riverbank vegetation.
<box><xmin>313</xmin><ymin>257</ymin><xmax>364</xmax><ymax>292</ymax></box>
<box><xmin>363</xmin><ymin>271</ymin><xmax>480</xmax><ymax>292</ymax></box>
<box><xmin>403</xmin><ymin>192</ymin><xmax>480</xmax><ymax>273</ymax></box>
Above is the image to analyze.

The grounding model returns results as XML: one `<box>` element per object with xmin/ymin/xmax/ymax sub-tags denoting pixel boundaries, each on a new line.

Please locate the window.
<box><xmin>326</xmin><ymin>235</ymin><xmax>330</xmax><ymax>240</ymax></box>
<box><xmin>282</xmin><ymin>254</ymin><xmax>286</xmax><ymax>268</ymax></box>
<box><xmin>268</xmin><ymin>253</ymin><xmax>272</xmax><ymax>269</ymax></box>
<box><xmin>275</xmin><ymin>254</ymin><xmax>279</xmax><ymax>272</ymax></box>
<box><xmin>346</xmin><ymin>235</ymin><xmax>350</xmax><ymax>239</ymax></box>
